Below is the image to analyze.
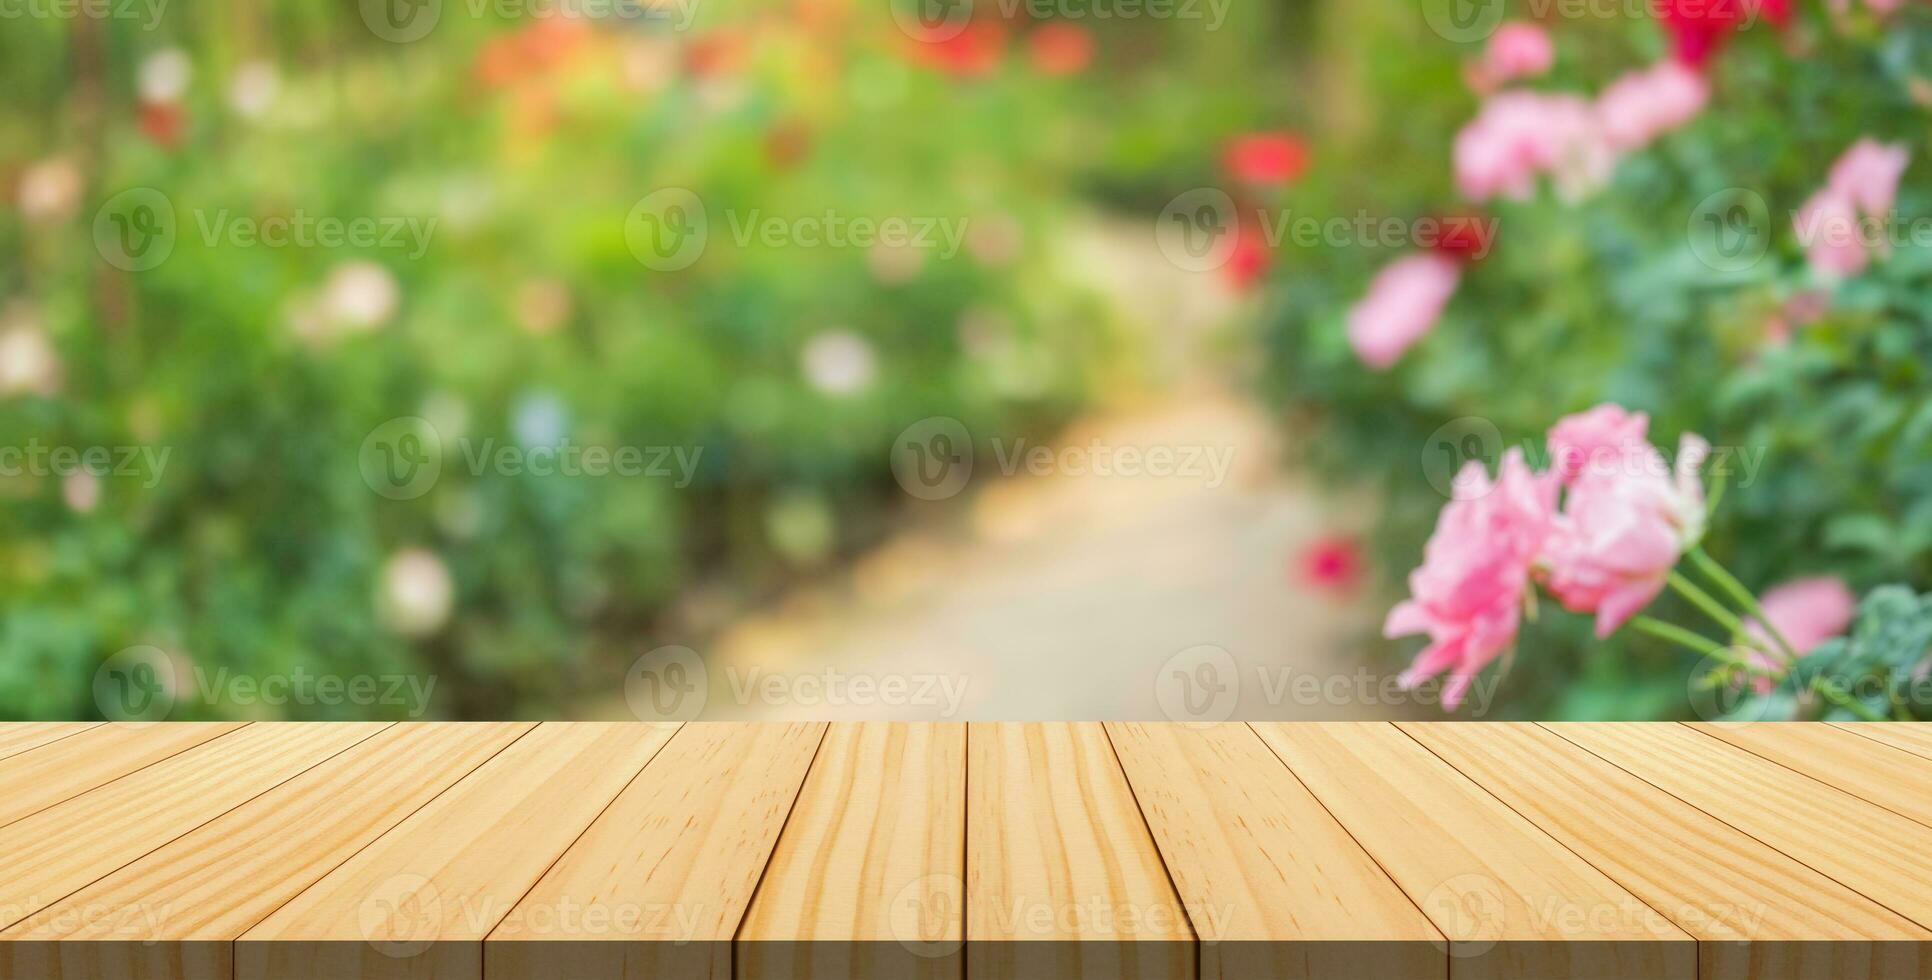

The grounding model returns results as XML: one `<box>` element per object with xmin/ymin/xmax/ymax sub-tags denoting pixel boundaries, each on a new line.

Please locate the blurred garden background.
<box><xmin>3</xmin><ymin>0</ymin><xmax>1929</xmax><ymax>721</ymax></box>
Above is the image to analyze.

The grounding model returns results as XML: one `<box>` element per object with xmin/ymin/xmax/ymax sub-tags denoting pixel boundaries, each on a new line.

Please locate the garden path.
<box><xmin>602</xmin><ymin>220</ymin><xmax>1404</xmax><ymax>721</ymax></box>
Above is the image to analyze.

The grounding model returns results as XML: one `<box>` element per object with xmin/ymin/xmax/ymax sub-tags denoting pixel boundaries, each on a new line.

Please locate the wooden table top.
<box><xmin>0</xmin><ymin>721</ymin><xmax>1929</xmax><ymax>980</ymax></box>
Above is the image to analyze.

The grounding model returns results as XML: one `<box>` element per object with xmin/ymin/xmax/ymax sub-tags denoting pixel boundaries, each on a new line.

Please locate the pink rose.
<box><xmin>1794</xmin><ymin>188</ymin><xmax>1870</xmax><ymax>280</ymax></box>
<box><xmin>1454</xmin><ymin>91</ymin><xmax>1614</xmax><ymax>203</ymax></box>
<box><xmin>1596</xmin><ymin>61</ymin><xmax>1708</xmax><ymax>152</ymax></box>
<box><xmin>1346</xmin><ymin>252</ymin><xmax>1462</xmax><ymax>369</ymax></box>
<box><xmin>1547</xmin><ymin>403</ymin><xmax>1652</xmax><ymax>485</ymax></box>
<box><xmin>1827</xmin><ymin>138</ymin><xmax>1909</xmax><ymax>217</ymax></box>
<box><xmin>1745</xmin><ymin>576</ymin><xmax>1857</xmax><ymax>655</ymax></box>
<box><xmin>1795</xmin><ymin>139</ymin><xmax>1910</xmax><ymax>281</ymax></box>
<box><xmin>1387</xmin><ymin>449</ymin><xmax>1557</xmax><ymax>710</ymax></box>
<box><xmin>1472</xmin><ymin>22</ymin><xmax>1554</xmax><ymax>90</ymax></box>
<box><xmin>1542</xmin><ymin>431</ymin><xmax>1710</xmax><ymax>637</ymax></box>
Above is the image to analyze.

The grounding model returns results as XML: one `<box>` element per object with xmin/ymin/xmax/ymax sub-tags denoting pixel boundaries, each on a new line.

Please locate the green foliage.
<box><xmin>0</xmin><ymin>7</ymin><xmax>1297</xmax><ymax>718</ymax></box>
<box><xmin>1260</xmin><ymin>3</ymin><xmax>1932</xmax><ymax>715</ymax></box>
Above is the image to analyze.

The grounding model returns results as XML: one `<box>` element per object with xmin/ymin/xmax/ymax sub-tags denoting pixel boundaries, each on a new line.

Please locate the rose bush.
<box><xmin>1259</xmin><ymin>1</ymin><xmax>1932</xmax><ymax>716</ymax></box>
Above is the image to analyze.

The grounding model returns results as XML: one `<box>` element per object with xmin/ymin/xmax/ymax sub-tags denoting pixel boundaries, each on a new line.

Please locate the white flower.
<box><xmin>378</xmin><ymin>548</ymin><xmax>454</xmax><ymax>637</ymax></box>
<box><xmin>16</xmin><ymin>158</ymin><xmax>83</xmax><ymax>223</ymax></box>
<box><xmin>0</xmin><ymin>312</ymin><xmax>61</xmax><ymax>398</ymax></box>
<box><xmin>228</xmin><ymin>61</ymin><xmax>279</xmax><ymax>119</ymax></box>
<box><xmin>801</xmin><ymin>330</ymin><xmax>876</xmax><ymax>396</ymax></box>
<box><xmin>323</xmin><ymin>261</ymin><xmax>400</xmax><ymax>331</ymax></box>
<box><xmin>64</xmin><ymin>471</ymin><xmax>101</xmax><ymax>513</ymax></box>
<box><xmin>139</xmin><ymin>48</ymin><xmax>192</xmax><ymax>104</ymax></box>
<box><xmin>512</xmin><ymin>390</ymin><xmax>569</xmax><ymax>448</ymax></box>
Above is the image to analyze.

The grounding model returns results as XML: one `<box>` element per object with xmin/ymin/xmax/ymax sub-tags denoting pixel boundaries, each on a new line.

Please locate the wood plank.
<box><xmin>736</xmin><ymin>722</ymin><xmax>966</xmax><ymax>980</ymax></box>
<box><xmin>0</xmin><ymin>722</ymin><xmax>389</xmax><ymax>938</ymax></box>
<box><xmin>0</xmin><ymin>722</ymin><xmax>100</xmax><ymax>763</ymax></box>
<box><xmin>1691</xmin><ymin>722</ymin><xmax>1932</xmax><ymax>828</ymax></box>
<box><xmin>1250</xmin><ymin>722</ymin><xmax>1692</xmax><ymax>980</ymax></box>
<box><xmin>965</xmin><ymin>722</ymin><xmax>1194</xmax><ymax>980</ymax></box>
<box><xmin>1405</xmin><ymin>721</ymin><xmax>1932</xmax><ymax>980</ymax></box>
<box><xmin>487</xmin><ymin>722</ymin><xmax>827</xmax><ymax>980</ymax></box>
<box><xmin>0</xmin><ymin>721</ymin><xmax>246</xmax><ymax>828</ymax></box>
<box><xmin>1105</xmin><ymin>722</ymin><xmax>1441</xmax><ymax>980</ymax></box>
<box><xmin>236</xmin><ymin>722</ymin><xmax>681</xmax><ymax>980</ymax></box>
<box><xmin>1830</xmin><ymin>722</ymin><xmax>1932</xmax><ymax>762</ymax></box>
<box><xmin>0</xmin><ymin>722</ymin><xmax>534</xmax><ymax>980</ymax></box>
<box><xmin>1547</xmin><ymin>723</ymin><xmax>1932</xmax><ymax>933</ymax></box>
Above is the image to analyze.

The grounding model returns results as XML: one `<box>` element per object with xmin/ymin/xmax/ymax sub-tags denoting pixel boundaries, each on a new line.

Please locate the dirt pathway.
<box><xmin>599</xmin><ymin>219</ymin><xmax>1406</xmax><ymax>722</ymax></box>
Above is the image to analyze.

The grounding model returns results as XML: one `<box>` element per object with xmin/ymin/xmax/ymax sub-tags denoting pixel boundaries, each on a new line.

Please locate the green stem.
<box><xmin>1688</xmin><ymin>548</ymin><xmax>1799</xmax><ymax>665</ymax></box>
<box><xmin>1630</xmin><ymin>616</ymin><xmax>1770</xmax><ymax>674</ymax></box>
<box><xmin>1810</xmin><ymin>677</ymin><xmax>1885</xmax><ymax>722</ymax></box>
<box><xmin>1666</xmin><ymin>572</ymin><xmax>1763</xmax><ymax>653</ymax></box>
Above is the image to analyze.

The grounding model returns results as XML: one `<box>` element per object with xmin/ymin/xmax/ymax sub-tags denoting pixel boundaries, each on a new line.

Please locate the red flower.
<box><xmin>1222</xmin><ymin>220</ymin><xmax>1270</xmax><ymax>291</ymax></box>
<box><xmin>1026</xmin><ymin>22</ymin><xmax>1093</xmax><ymax>76</ymax></box>
<box><xmin>137</xmin><ymin>102</ymin><xmax>184</xmax><ymax>149</ymax></box>
<box><xmin>905</xmin><ymin>21</ymin><xmax>1006</xmax><ymax>78</ymax></box>
<box><xmin>1430</xmin><ymin>213</ymin><xmax>1494</xmax><ymax>263</ymax></box>
<box><xmin>1657</xmin><ymin>0</ymin><xmax>1790</xmax><ymax>67</ymax></box>
<box><xmin>1222</xmin><ymin>132</ymin><xmax>1309</xmax><ymax>185</ymax></box>
<box><xmin>686</xmin><ymin>30</ymin><xmax>748</xmax><ymax>78</ymax></box>
<box><xmin>1298</xmin><ymin>535</ymin><xmax>1362</xmax><ymax>592</ymax></box>
<box><xmin>764</xmin><ymin>119</ymin><xmax>813</xmax><ymax>170</ymax></box>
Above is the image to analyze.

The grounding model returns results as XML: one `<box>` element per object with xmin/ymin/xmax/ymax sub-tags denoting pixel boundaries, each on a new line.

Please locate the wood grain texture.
<box><xmin>0</xmin><ymin>723</ymin><xmax>534</xmax><ymax>980</ymax></box>
<box><xmin>1251</xmin><ymin>722</ymin><xmax>1693</xmax><ymax>980</ymax></box>
<box><xmin>965</xmin><ymin>722</ymin><xmax>1193</xmax><ymax>980</ymax></box>
<box><xmin>736</xmin><ymin>722</ymin><xmax>966</xmax><ymax>980</ymax></box>
<box><xmin>0</xmin><ymin>723</ymin><xmax>388</xmax><ymax>941</ymax></box>
<box><xmin>2</xmin><ymin>721</ymin><xmax>1929</xmax><ymax>980</ymax></box>
<box><xmin>1691</xmin><ymin>722</ymin><xmax>1932</xmax><ymax>828</ymax></box>
<box><xmin>1105</xmin><ymin>722</ymin><xmax>1442</xmax><ymax>980</ymax></box>
<box><xmin>237</xmin><ymin>722</ymin><xmax>681</xmax><ymax>980</ymax></box>
<box><xmin>1547</xmin><ymin>723</ymin><xmax>1932</xmax><ymax>933</ymax></box>
<box><xmin>0</xmin><ymin>721</ymin><xmax>245</xmax><ymax>828</ymax></box>
<box><xmin>1831</xmin><ymin>722</ymin><xmax>1932</xmax><ymax>761</ymax></box>
<box><xmin>486</xmin><ymin>722</ymin><xmax>827</xmax><ymax>980</ymax></box>
<box><xmin>1405</xmin><ymin>722</ymin><xmax>1932</xmax><ymax>980</ymax></box>
<box><xmin>0</xmin><ymin>722</ymin><xmax>100</xmax><ymax>763</ymax></box>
